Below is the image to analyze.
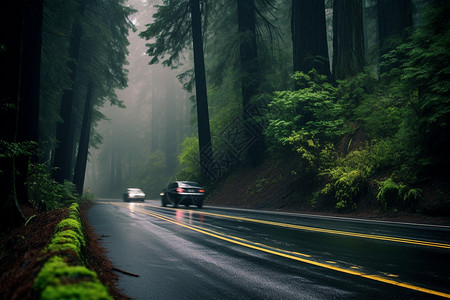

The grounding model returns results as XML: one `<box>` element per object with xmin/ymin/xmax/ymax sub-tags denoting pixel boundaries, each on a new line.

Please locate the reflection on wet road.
<box><xmin>88</xmin><ymin>199</ymin><xmax>450</xmax><ymax>299</ymax></box>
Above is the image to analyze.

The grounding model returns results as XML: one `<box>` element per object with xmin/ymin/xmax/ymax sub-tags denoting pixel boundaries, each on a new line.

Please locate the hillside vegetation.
<box><xmin>201</xmin><ymin>2</ymin><xmax>450</xmax><ymax>217</ymax></box>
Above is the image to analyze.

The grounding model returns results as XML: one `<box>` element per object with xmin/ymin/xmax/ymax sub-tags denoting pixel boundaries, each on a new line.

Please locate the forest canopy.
<box><xmin>1</xmin><ymin>0</ymin><xmax>449</xmax><ymax>231</ymax></box>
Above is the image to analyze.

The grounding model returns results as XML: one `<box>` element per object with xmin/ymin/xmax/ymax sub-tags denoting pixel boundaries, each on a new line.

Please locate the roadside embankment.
<box><xmin>33</xmin><ymin>203</ymin><xmax>112</xmax><ymax>299</ymax></box>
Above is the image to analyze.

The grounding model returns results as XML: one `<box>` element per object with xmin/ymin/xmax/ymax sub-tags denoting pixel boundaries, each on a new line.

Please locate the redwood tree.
<box><xmin>236</xmin><ymin>0</ymin><xmax>264</xmax><ymax>165</ymax></box>
<box><xmin>332</xmin><ymin>0</ymin><xmax>365</xmax><ymax>80</ymax></box>
<box><xmin>291</xmin><ymin>0</ymin><xmax>330</xmax><ymax>78</ymax></box>
<box><xmin>52</xmin><ymin>0</ymin><xmax>86</xmax><ymax>184</ymax></box>
<box><xmin>377</xmin><ymin>0</ymin><xmax>413</xmax><ymax>53</ymax></box>
<box><xmin>0</xmin><ymin>0</ymin><xmax>44</xmax><ymax>230</ymax></box>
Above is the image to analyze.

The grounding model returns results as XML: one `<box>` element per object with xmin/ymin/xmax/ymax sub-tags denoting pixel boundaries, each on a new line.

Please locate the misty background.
<box><xmin>84</xmin><ymin>0</ymin><xmax>195</xmax><ymax>198</ymax></box>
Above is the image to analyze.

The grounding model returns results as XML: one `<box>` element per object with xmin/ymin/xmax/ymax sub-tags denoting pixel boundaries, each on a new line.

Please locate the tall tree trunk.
<box><xmin>150</xmin><ymin>78</ymin><xmax>159</xmax><ymax>153</ymax></box>
<box><xmin>291</xmin><ymin>0</ymin><xmax>331</xmax><ymax>79</ymax></box>
<box><xmin>110</xmin><ymin>143</ymin><xmax>116</xmax><ymax>194</ymax></box>
<box><xmin>0</xmin><ymin>0</ymin><xmax>43</xmax><ymax>230</ymax></box>
<box><xmin>15</xmin><ymin>0</ymin><xmax>44</xmax><ymax>205</ymax></box>
<box><xmin>377</xmin><ymin>0</ymin><xmax>413</xmax><ymax>66</ymax></box>
<box><xmin>164</xmin><ymin>78</ymin><xmax>177</xmax><ymax>173</ymax></box>
<box><xmin>115</xmin><ymin>146</ymin><xmax>122</xmax><ymax>189</ymax></box>
<box><xmin>190</xmin><ymin>0</ymin><xmax>213</xmax><ymax>179</ymax></box>
<box><xmin>73</xmin><ymin>82</ymin><xmax>93</xmax><ymax>195</ymax></box>
<box><xmin>237</xmin><ymin>0</ymin><xmax>264</xmax><ymax>165</ymax></box>
<box><xmin>52</xmin><ymin>0</ymin><xmax>86</xmax><ymax>183</ymax></box>
<box><xmin>332</xmin><ymin>0</ymin><xmax>365</xmax><ymax>80</ymax></box>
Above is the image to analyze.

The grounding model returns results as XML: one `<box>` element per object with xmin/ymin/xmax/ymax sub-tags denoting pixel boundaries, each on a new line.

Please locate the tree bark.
<box><xmin>73</xmin><ymin>82</ymin><xmax>93</xmax><ymax>195</ymax></box>
<box><xmin>332</xmin><ymin>0</ymin><xmax>365</xmax><ymax>80</ymax></box>
<box><xmin>237</xmin><ymin>0</ymin><xmax>264</xmax><ymax>165</ymax></box>
<box><xmin>190</xmin><ymin>0</ymin><xmax>213</xmax><ymax>179</ymax></box>
<box><xmin>291</xmin><ymin>0</ymin><xmax>331</xmax><ymax>79</ymax></box>
<box><xmin>16</xmin><ymin>0</ymin><xmax>44</xmax><ymax>205</ymax></box>
<box><xmin>0</xmin><ymin>0</ymin><xmax>43</xmax><ymax>230</ymax></box>
<box><xmin>164</xmin><ymin>77</ymin><xmax>177</xmax><ymax>174</ymax></box>
<box><xmin>52</xmin><ymin>0</ymin><xmax>86</xmax><ymax>183</ymax></box>
<box><xmin>377</xmin><ymin>0</ymin><xmax>413</xmax><ymax>58</ymax></box>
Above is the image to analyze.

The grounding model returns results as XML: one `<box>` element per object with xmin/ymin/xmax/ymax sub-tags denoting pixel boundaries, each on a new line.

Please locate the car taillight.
<box><xmin>176</xmin><ymin>187</ymin><xmax>184</xmax><ymax>193</ymax></box>
<box><xmin>199</xmin><ymin>189</ymin><xmax>205</xmax><ymax>193</ymax></box>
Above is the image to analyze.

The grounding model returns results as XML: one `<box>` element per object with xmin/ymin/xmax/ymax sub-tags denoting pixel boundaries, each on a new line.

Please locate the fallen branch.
<box><xmin>113</xmin><ymin>267</ymin><xmax>140</xmax><ymax>277</ymax></box>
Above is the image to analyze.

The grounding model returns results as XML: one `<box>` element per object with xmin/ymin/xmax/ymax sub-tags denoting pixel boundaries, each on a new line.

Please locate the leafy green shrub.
<box><xmin>27</xmin><ymin>163</ymin><xmax>78</xmax><ymax>210</ymax></box>
<box><xmin>404</xmin><ymin>188</ymin><xmax>422</xmax><ymax>208</ymax></box>
<box><xmin>265</xmin><ymin>70</ymin><xmax>345</xmax><ymax>155</ymax></box>
<box><xmin>320</xmin><ymin>149</ymin><xmax>374</xmax><ymax>210</ymax></box>
<box><xmin>377</xmin><ymin>178</ymin><xmax>405</xmax><ymax>210</ymax></box>
<box><xmin>334</xmin><ymin>170</ymin><xmax>365</xmax><ymax>209</ymax></box>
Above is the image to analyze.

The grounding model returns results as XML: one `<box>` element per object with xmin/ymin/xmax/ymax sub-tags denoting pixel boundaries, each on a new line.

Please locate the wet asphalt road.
<box><xmin>87</xmin><ymin>199</ymin><xmax>450</xmax><ymax>299</ymax></box>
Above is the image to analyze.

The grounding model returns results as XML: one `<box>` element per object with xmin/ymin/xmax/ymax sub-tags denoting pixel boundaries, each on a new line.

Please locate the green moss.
<box><xmin>34</xmin><ymin>256</ymin><xmax>97</xmax><ymax>291</ymax></box>
<box><xmin>34</xmin><ymin>202</ymin><xmax>112</xmax><ymax>299</ymax></box>
<box><xmin>54</xmin><ymin>229</ymin><xmax>86</xmax><ymax>248</ymax></box>
<box><xmin>67</xmin><ymin>203</ymin><xmax>81</xmax><ymax>222</ymax></box>
<box><xmin>46</xmin><ymin>219</ymin><xmax>85</xmax><ymax>257</ymax></box>
<box><xmin>45</xmin><ymin>243</ymin><xmax>80</xmax><ymax>256</ymax></box>
<box><xmin>55</xmin><ymin>219</ymin><xmax>83</xmax><ymax>237</ymax></box>
<box><xmin>41</xmin><ymin>281</ymin><xmax>112</xmax><ymax>300</ymax></box>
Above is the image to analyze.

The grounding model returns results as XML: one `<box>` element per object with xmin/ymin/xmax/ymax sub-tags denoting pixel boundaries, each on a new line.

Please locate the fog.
<box><xmin>84</xmin><ymin>0</ymin><xmax>194</xmax><ymax>199</ymax></box>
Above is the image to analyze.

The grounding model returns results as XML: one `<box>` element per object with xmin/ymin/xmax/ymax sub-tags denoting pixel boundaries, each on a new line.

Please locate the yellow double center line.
<box><xmin>168</xmin><ymin>206</ymin><xmax>450</xmax><ymax>250</ymax></box>
<box><xmin>110</xmin><ymin>202</ymin><xmax>450</xmax><ymax>298</ymax></box>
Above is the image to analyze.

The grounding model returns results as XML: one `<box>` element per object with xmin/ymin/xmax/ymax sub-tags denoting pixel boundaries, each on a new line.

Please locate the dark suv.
<box><xmin>160</xmin><ymin>181</ymin><xmax>205</xmax><ymax>208</ymax></box>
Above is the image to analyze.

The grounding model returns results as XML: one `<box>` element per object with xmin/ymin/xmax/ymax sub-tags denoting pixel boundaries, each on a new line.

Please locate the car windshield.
<box><xmin>128</xmin><ymin>188</ymin><xmax>143</xmax><ymax>193</ymax></box>
<box><xmin>179</xmin><ymin>181</ymin><xmax>201</xmax><ymax>188</ymax></box>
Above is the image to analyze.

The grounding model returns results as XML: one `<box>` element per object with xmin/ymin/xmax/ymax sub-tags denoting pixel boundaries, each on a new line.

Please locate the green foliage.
<box><xmin>336</xmin><ymin>72</ymin><xmax>377</xmax><ymax>118</ymax></box>
<box><xmin>379</xmin><ymin>1</ymin><xmax>450</xmax><ymax>169</ymax></box>
<box><xmin>320</xmin><ymin>149</ymin><xmax>374</xmax><ymax>209</ymax></box>
<box><xmin>177</xmin><ymin>136</ymin><xmax>201</xmax><ymax>181</ymax></box>
<box><xmin>334</xmin><ymin>170</ymin><xmax>365</xmax><ymax>209</ymax></box>
<box><xmin>377</xmin><ymin>178</ymin><xmax>405</xmax><ymax>210</ymax></box>
<box><xmin>265</xmin><ymin>70</ymin><xmax>345</xmax><ymax>154</ymax></box>
<box><xmin>139</xmin><ymin>0</ymin><xmax>191</xmax><ymax>67</ymax></box>
<box><xmin>377</xmin><ymin>177</ymin><xmax>423</xmax><ymax>211</ymax></box>
<box><xmin>26</xmin><ymin>164</ymin><xmax>78</xmax><ymax>210</ymax></box>
<box><xmin>0</xmin><ymin>141</ymin><xmax>37</xmax><ymax>159</ymax></box>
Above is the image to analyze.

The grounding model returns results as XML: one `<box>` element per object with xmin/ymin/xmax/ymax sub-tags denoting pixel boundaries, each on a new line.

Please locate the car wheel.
<box><xmin>197</xmin><ymin>201</ymin><xmax>203</xmax><ymax>209</ymax></box>
<box><xmin>171</xmin><ymin>194</ymin><xmax>179</xmax><ymax>208</ymax></box>
<box><xmin>161</xmin><ymin>195</ymin><xmax>167</xmax><ymax>207</ymax></box>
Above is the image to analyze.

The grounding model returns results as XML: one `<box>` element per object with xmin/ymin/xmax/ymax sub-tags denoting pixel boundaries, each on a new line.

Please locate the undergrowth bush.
<box><xmin>27</xmin><ymin>163</ymin><xmax>78</xmax><ymax>210</ymax></box>
<box><xmin>377</xmin><ymin>178</ymin><xmax>422</xmax><ymax>211</ymax></box>
<box><xmin>320</xmin><ymin>149</ymin><xmax>374</xmax><ymax>209</ymax></box>
<box><xmin>377</xmin><ymin>178</ymin><xmax>405</xmax><ymax>210</ymax></box>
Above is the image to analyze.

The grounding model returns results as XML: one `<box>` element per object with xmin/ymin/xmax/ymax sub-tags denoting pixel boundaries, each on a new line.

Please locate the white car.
<box><xmin>123</xmin><ymin>188</ymin><xmax>145</xmax><ymax>202</ymax></box>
